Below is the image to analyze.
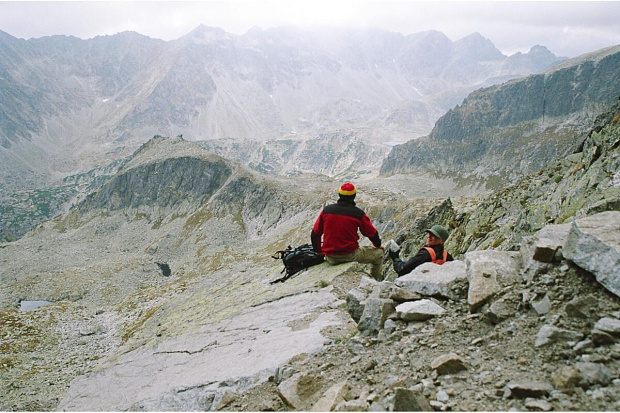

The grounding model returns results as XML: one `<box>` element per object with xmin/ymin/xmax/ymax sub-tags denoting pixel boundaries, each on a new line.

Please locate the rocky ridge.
<box><xmin>1</xmin><ymin>99</ymin><xmax>619</xmax><ymax>411</ymax></box>
<box><xmin>380</xmin><ymin>45</ymin><xmax>620</xmax><ymax>190</ymax></box>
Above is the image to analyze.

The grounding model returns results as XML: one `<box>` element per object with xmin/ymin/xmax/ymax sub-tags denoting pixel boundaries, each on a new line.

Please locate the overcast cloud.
<box><xmin>1</xmin><ymin>1</ymin><xmax>619</xmax><ymax>58</ymax></box>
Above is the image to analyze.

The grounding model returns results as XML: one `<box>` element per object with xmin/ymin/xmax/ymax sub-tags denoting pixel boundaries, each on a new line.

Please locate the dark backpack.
<box><xmin>271</xmin><ymin>244</ymin><xmax>325</xmax><ymax>283</ymax></box>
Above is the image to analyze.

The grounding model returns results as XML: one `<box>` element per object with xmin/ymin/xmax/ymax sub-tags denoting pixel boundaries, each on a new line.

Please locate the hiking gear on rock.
<box><xmin>426</xmin><ymin>225</ymin><xmax>449</xmax><ymax>241</ymax></box>
<box><xmin>271</xmin><ymin>244</ymin><xmax>324</xmax><ymax>283</ymax></box>
<box><xmin>423</xmin><ymin>247</ymin><xmax>448</xmax><ymax>265</ymax></box>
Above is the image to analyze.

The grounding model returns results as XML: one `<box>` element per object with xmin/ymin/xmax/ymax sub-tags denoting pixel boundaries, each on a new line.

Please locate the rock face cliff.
<box><xmin>380</xmin><ymin>45</ymin><xmax>620</xmax><ymax>189</ymax></box>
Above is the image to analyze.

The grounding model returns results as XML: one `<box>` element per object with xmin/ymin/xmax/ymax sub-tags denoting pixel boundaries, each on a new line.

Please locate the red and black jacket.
<box><xmin>311</xmin><ymin>199</ymin><xmax>381</xmax><ymax>255</ymax></box>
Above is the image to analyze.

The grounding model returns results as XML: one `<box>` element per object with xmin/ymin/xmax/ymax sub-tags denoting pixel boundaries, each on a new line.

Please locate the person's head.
<box><xmin>425</xmin><ymin>225</ymin><xmax>449</xmax><ymax>246</ymax></box>
<box><xmin>338</xmin><ymin>182</ymin><xmax>356</xmax><ymax>201</ymax></box>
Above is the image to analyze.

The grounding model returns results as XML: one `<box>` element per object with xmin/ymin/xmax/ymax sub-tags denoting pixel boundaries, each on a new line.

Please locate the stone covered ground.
<box><xmin>2</xmin><ymin>242</ymin><xmax>620</xmax><ymax>411</ymax></box>
<box><xmin>225</xmin><ymin>260</ymin><xmax>620</xmax><ymax>411</ymax></box>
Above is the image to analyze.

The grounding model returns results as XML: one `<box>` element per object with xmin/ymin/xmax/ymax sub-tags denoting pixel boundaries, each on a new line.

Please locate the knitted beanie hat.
<box><xmin>338</xmin><ymin>182</ymin><xmax>356</xmax><ymax>196</ymax></box>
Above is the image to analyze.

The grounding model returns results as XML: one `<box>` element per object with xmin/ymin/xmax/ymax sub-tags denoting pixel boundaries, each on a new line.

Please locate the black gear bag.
<box><xmin>271</xmin><ymin>244</ymin><xmax>324</xmax><ymax>283</ymax></box>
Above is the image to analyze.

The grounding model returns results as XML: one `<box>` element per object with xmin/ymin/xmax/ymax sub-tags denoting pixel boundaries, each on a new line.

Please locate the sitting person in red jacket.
<box><xmin>311</xmin><ymin>182</ymin><xmax>384</xmax><ymax>281</ymax></box>
<box><xmin>387</xmin><ymin>225</ymin><xmax>454</xmax><ymax>277</ymax></box>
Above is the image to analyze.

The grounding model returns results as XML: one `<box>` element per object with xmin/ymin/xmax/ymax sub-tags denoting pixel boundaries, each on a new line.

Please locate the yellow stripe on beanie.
<box><xmin>339</xmin><ymin>182</ymin><xmax>356</xmax><ymax>196</ymax></box>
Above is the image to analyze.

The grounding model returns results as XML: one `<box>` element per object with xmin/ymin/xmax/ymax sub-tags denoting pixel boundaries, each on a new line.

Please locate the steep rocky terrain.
<box><xmin>380</xmin><ymin>45</ymin><xmax>620</xmax><ymax>190</ymax></box>
<box><xmin>0</xmin><ymin>97</ymin><xmax>619</xmax><ymax>411</ymax></box>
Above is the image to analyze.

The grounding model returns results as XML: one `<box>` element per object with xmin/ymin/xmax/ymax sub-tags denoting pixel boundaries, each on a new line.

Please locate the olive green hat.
<box><xmin>426</xmin><ymin>225</ymin><xmax>449</xmax><ymax>241</ymax></box>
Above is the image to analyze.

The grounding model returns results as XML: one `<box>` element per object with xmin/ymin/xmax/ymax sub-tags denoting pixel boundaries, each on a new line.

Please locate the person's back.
<box><xmin>311</xmin><ymin>182</ymin><xmax>384</xmax><ymax>280</ymax></box>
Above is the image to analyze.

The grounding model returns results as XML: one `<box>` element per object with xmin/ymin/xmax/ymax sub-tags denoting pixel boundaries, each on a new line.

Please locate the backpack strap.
<box><xmin>423</xmin><ymin>247</ymin><xmax>447</xmax><ymax>265</ymax></box>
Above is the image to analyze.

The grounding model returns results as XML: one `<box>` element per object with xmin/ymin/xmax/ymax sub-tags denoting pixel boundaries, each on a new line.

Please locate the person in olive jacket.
<box><xmin>311</xmin><ymin>182</ymin><xmax>384</xmax><ymax>280</ymax></box>
<box><xmin>388</xmin><ymin>225</ymin><xmax>454</xmax><ymax>277</ymax></box>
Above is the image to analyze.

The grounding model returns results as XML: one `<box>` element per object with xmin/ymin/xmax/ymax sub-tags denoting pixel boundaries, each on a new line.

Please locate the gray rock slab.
<box><xmin>531</xmin><ymin>223</ymin><xmax>571</xmax><ymax>263</ymax></box>
<box><xmin>504</xmin><ymin>380</ymin><xmax>553</xmax><ymax>399</ymax></box>
<box><xmin>530</xmin><ymin>293</ymin><xmax>552</xmax><ymax>315</ymax></box>
<box><xmin>534</xmin><ymin>324</ymin><xmax>584</xmax><ymax>347</ymax></box>
<box><xmin>311</xmin><ymin>380</ymin><xmax>349</xmax><ymax>412</ymax></box>
<box><xmin>394</xmin><ymin>260</ymin><xmax>467</xmax><ymax>300</ymax></box>
<box><xmin>57</xmin><ymin>290</ymin><xmax>343</xmax><ymax>411</ymax></box>
<box><xmin>396</xmin><ymin>299</ymin><xmax>445</xmax><ymax>322</ymax></box>
<box><xmin>563</xmin><ymin>211</ymin><xmax>620</xmax><ymax>298</ymax></box>
<box><xmin>358</xmin><ymin>298</ymin><xmax>395</xmax><ymax>335</ymax></box>
<box><xmin>392</xmin><ymin>388</ymin><xmax>432</xmax><ymax>411</ymax></box>
<box><xmin>576</xmin><ymin>361</ymin><xmax>614</xmax><ymax>386</ymax></box>
<box><xmin>465</xmin><ymin>250</ymin><xmax>520</xmax><ymax>312</ymax></box>
<box><xmin>278</xmin><ymin>372</ymin><xmax>324</xmax><ymax>409</ymax></box>
<box><xmin>594</xmin><ymin>317</ymin><xmax>620</xmax><ymax>336</ymax></box>
<box><xmin>430</xmin><ymin>354</ymin><xmax>469</xmax><ymax>375</ymax></box>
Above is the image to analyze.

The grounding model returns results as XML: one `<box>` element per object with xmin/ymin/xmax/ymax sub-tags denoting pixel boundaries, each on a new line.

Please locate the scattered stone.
<box><xmin>392</xmin><ymin>388</ymin><xmax>432</xmax><ymax>412</ymax></box>
<box><xmin>435</xmin><ymin>390</ymin><xmax>449</xmax><ymax>402</ymax></box>
<box><xmin>346</xmin><ymin>289</ymin><xmax>367</xmax><ymax>323</ymax></box>
<box><xmin>576</xmin><ymin>362</ymin><xmax>613</xmax><ymax>386</ymax></box>
<box><xmin>592</xmin><ymin>329</ymin><xmax>616</xmax><ymax>345</ymax></box>
<box><xmin>357</xmin><ymin>298</ymin><xmax>395</xmax><ymax>335</ymax></box>
<box><xmin>311</xmin><ymin>381</ymin><xmax>349</xmax><ymax>412</ymax></box>
<box><xmin>388</xmin><ymin>286</ymin><xmax>423</xmax><ymax>303</ymax></box>
<box><xmin>335</xmin><ymin>399</ymin><xmax>367</xmax><ymax>411</ymax></box>
<box><xmin>530</xmin><ymin>293</ymin><xmax>552</xmax><ymax>315</ymax></box>
<box><xmin>551</xmin><ymin>365</ymin><xmax>581</xmax><ymax>389</ymax></box>
<box><xmin>394</xmin><ymin>260</ymin><xmax>467</xmax><ymax>300</ymax></box>
<box><xmin>562</xmin><ymin>211</ymin><xmax>620</xmax><ymax>298</ymax></box>
<box><xmin>525</xmin><ymin>398</ymin><xmax>553</xmax><ymax>411</ymax></box>
<box><xmin>430</xmin><ymin>354</ymin><xmax>469</xmax><ymax>375</ymax></box>
<box><xmin>277</xmin><ymin>372</ymin><xmax>323</xmax><ymax>409</ymax></box>
<box><xmin>503</xmin><ymin>381</ymin><xmax>553</xmax><ymax>399</ymax></box>
<box><xmin>396</xmin><ymin>299</ymin><xmax>445</xmax><ymax>322</ymax></box>
<box><xmin>534</xmin><ymin>324</ymin><xmax>584</xmax><ymax>347</ymax></box>
<box><xmin>487</xmin><ymin>294</ymin><xmax>520</xmax><ymax>324</ymax></box>
<box><xmin>466</xmin><ymin>251</ymin><xmax>520</xmax><ymax>312</ymax></box>
<box><xmin>594</xmin><ymin>317</ymin><xmax>620</xmax><ymax>336</ymax></box>
<box><xmin>573</xmin><ymin>339</ymin><xmax>594</xmax><ymax>354</ymax></box>
<box><xmin>564</xmin><ymin>296</ymin><xmax>593</xmax><ymax>318</ymax></box>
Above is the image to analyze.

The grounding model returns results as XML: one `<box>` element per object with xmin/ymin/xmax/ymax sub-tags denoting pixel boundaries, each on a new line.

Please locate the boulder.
<box><xmin>394</xmin><ymin>260</ymin><xmax>467</xmax><ymax>300</ymax></box>
<box><xmin>575</xmin><ymin>361</ymin><xmax>614</xmax><ymax>386</ymax></box>
<box><xmin>487</xmin><ymin>293</ymin><xmax>520</xmax><ymax>324</ymax></box>
<box><xmin>530</xmin><ymin>293</ymin><xmax>552</xmax><ymax>315</ymax></box>
<box><xmin>593</xmin><ymin>317</ymin><xmax>620</xmax><ymax>337</ymax></box>
<box><xmin>531</xmin><ymin>223</ymin><xmax>571</xmax><ymax>263</ymax></box>
<box><xmin>534</xmin><ymin>324</ymin><xmax>584</xmax><ymax>347</ymax></box>
<box><xmin>392</xmin><ymin>388</ymin><xmax>432</xmax><ymax>411</ymax></box>
<box><xmin>430</xmin><ymin>354</ymin><xmax>469</xmax><ymax>375</ymax></box>
<box><xmin>396</xmin><ymin>299</ymin><xmax>445</xmax><ymax>322</ymax></box>
<box><xmin>563</xmin><ymin>211</ymin><xmax>620</xmax><ymax>298</ymax></box>
<box><xmin>357</xmin><ymin>298</ymin><xmax>395</xmax><ymax>335</ymax></box>
<box><xmin>346</xmin><ymin>289</ymin><xmax>367</xmax><ymax>323</ymax></box>
<box><xmin>503</xmin><ymin>380</ymin><xmax>553</xmax><ymax>399</ymax></box>
<box><xmin>277</xmin><ymin>372</ymin><xmax>323</xmax><ymax>409</ymax></box>
<box><xmin>551</xmin><ymin>365</ymin><xmax>581</xmax><ymax>389</ymax></box>
<box><xmin>564</xmin><ymin>295</ymin><xmax>594</xmax><ymax>319</ymax></box>
<box><xmin>311</xmin><ymin>381</ymin><xmax>349</xmax><ymax>412</ymax></box>
<box><xmin>465</xmin><ymin>251</ymin><xmax>520</xmax><ymax>312</ymax></box>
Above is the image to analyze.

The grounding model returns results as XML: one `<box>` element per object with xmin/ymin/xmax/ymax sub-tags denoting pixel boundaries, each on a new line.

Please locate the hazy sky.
<box><xmin>1</xmin><ymin>1</ymin><xmax>619</xmax><ymax>58</ymax></box>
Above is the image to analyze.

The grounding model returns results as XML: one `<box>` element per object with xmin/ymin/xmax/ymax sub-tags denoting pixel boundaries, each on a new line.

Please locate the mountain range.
<box><xmin>1</xmin><ymin>26</ymin><xmax>564</xmax><ymax>194</ymax></box>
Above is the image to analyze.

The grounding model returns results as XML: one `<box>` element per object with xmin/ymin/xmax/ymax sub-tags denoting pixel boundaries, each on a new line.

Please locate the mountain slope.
<box><xmin>1</xmin><ymin>99</ymin><xmax>619</xmax><ymax>410</ymax></box>
<box><xmin>380</xmin><ymin>45</ymin><xmax>620</xmax><ymax>189</ymax></box>
<box><xmin>0</xmin><ymin>27</ymin><xmax>565</xmax><ymax>196</ymax></box>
